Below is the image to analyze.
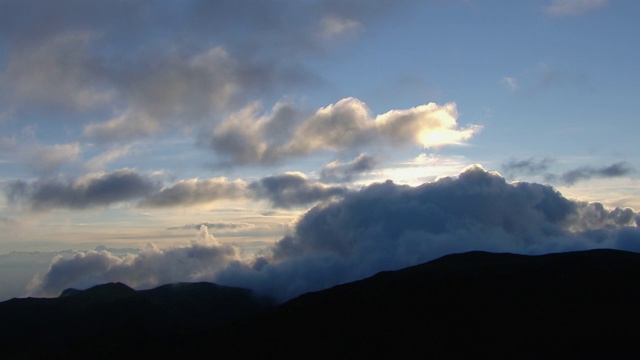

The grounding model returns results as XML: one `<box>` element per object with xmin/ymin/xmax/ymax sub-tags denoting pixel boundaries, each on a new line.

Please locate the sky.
<box><xmin>1</xmin><ymin>0</ymin><xmax>639</xmax><ymax>302</ymax></box>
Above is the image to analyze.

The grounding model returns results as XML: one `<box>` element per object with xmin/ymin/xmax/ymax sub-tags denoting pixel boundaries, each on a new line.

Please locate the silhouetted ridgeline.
<box><xmin>3</xmin><ymin>249</ymin><xmax>640</xmax><ymax>358</ymax></box>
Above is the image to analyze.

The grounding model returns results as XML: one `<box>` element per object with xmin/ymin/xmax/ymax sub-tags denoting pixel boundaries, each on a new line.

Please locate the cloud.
<box><xmin>140</xmin><ymin>172</ymin><xmax>347</xmax><ymax>209</ymax></box>
<box><xmin>501</xmin><ymin>77</ymin><xmax>519</xmax><ymax>92</ymax></box>
<box><xmin>319</xmin><ymin>15</ymin><xmax>362</xmax><ymax>38</ymax></box>
<box><xmin>5</xmin><ymin>169</ymin><xmax>160</xmax><ymax>211</ymax></box>
<box><xmin>28</xmin><ymin>143</ymin><xmax>81</xmax><ymax>174</ymax></box>
<box><xmin>0</xmin><ymin>32</ymin><xmax>111</xmax><ymax>114</ymax></box>
<box><xmin>501</xmin><ymin>157</ymin><xmax>555</xmax><ymax>177</ymax></box>
<box><xmin>206</xmin><ymin>98</ymin><xmax>480</xmax><ymax>165</ymax></box>
<box><xmin>1</xmin><ymin>1</ymin><xmax>399</xmax><ymax>144</ymax></box>
<box><xmin>30</xmin><ymin>165</ymin><xmax>640</xmax><ymax>302</ymax></box>
<box><xmin>28</xmin><ymin>226</ymin><xmax>238</xmax><ymax>297</ymax></box>
<box><xmin>547</xmin><ymin>162</ymin><xmax>635</xmax><ymax>185</ymax></box>
<box><xmin>545</xmin><ymin>0</ymin><xmax>609</xmax><ymax>16</ymax></box>
<box><xmin>139</xmin><ymin>177</ymin><xmax>249</xmax><ymax>208</ymax></box>
<box><xmin>83</xmin><ymin>145</ymin><xmax>131</xmax><ymax>172</ymax></box>
<box><xmin>249</xmin><ymin>172</ymin><xmax>348</xmax><ymax>209</ymax></box>
<box><xmin>320</xmin><ymin>154</ymin><xmax>377</xmax><ymax>183</ymax></box>
<box><xmin>168</xmin><ymin>222</ymin><xmax>255</xmax><ymax>232</ymax></box>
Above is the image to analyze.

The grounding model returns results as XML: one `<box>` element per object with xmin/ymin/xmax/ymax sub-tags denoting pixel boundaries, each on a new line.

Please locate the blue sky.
<box><xmin>0</xmin><ymin>0</ymin><xmax>639</xmax><ymax>301</ymax></box>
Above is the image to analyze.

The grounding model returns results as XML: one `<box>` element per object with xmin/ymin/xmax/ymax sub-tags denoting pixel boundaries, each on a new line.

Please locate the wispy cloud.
<box><xmin>167</xmin><ymin>222</ymin><xmax>255</xmax><ymax>232</ymax></box>
<box><xmin>502</xmin><ymin>157</ymin><xmax>555</xmax><ymax>177</ymax></box>
<box><xmin>320</xmin><ymin>154</ymin><xmax>377</xmax><ymax>183</ymax></box>
<box><xmin>547</xmin><ymin>162</ymin><xmax>635</xmax><ymax>185</ymax></box>
<box><xmin>545</xmin><ymin>0</ymin><xmax>609</xmax><ymax>17</ymax></box>
<box><xmin>501</xmin><ymin>76</ymin><xmax>519</xmax><ymax>92</ymax></box>
<box><xmin>319</xmin><ymin>15</ymin><xmax>362</xmax><ymax>38</ymax></box>
<box><xmin>502</xmin><ymin>158</ymin><xmax>634</xmax><ymax>186</ymax></box>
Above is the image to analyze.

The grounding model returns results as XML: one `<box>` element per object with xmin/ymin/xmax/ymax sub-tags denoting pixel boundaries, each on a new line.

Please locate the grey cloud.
<box><xmin>549</xmin><ymin>162</ymin><xmax>635</xmax><ymax>185</ymax></box>
<box><xmin>1</xmin><ymin>0</ymin><xmax>398</xmax><ymax>143</ymax></box>
<box><xmin>501</xmin><ymin>157</ymin><xmax>555</xmax><ymax>177</ymax></box>
<box><xmin>213</xmin><ymin>165</ymin><xmax>639</xmax><ymax>301</ymax></box>
<box><xmin>0</xmin><ymin>32</ymin><xmax>110</xmax><ymax>115</ymax></box>
<box><xmin>139</xmin><ymin>177</ymin><xmax>249</xmax><ymax>208</ymax></box>
<box><xmin>249</xmin><ymin>173</ymin><xmax>349</xmax><ymax>209</ymax></box>
<box><xmin>207</xmin><ymin>98</ymin><xmax>480</xmax><ymax>165</ymax></box>
<box><xmin>28</xmin><ymin>143</ymin><xmax>81</xmax><ymax>175</ymax></box>
<box><xmin>5</xmin><ymin>169</ymin><xmax>160</xmax><ymax>211</ymax></box>
<box><xmin>320</xmin><ymin>154</ymin><xmax>377</xmax><ymax>183</ymax></box>
<box><xmin>32</xmin><ymin>165</ymin><xmax>640</xmax><ymax>302</ymax></box>
<box><xmin>140</xmin><ymin>172</ymin><xmax>347</xmax><ymax>209</ymax></box>
<box><xmin>29</xmin><ymin>226</ymin><xmax>238</xmax><ymax>297</ymax></box>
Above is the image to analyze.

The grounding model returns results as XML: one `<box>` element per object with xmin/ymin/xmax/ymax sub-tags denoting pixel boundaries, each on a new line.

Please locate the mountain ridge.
<box><xmin>3</xmin><ymin>249</ymin><xmax>640</xmax><ymax>358</ymax></box>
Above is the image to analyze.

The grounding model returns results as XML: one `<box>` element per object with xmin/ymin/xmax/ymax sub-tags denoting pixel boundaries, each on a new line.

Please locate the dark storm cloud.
<box><xmin>501</xmin><ymin>157</ymin><xmax>555</xmax><ymax>177</ymax></box>
<box><xmin>249</xmin><ymin>173</ymin><xmax>349</xmax><ymax>208</ymax></box>
<box><xmin>5</xmin><ymin>169</ymin><xmax>160</xmax><ymax>211</ymax></box>
<box><xmin>320</xmin><ymin>154</ymin><xmax>377</xmax><ymax>183</ymax></box>
<box><xmin>30</xmin><ymin>165</ymin><xmax>640</xmax><ymax>301</ymax></box>
<box><xmin>547</xmin><ymin>162</ymin><xmax>635</xmax><ymax>185</ymax></box>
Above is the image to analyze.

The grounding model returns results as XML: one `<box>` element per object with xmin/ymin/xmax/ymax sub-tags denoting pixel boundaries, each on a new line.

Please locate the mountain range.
<box><xmin>3</xmin><ymin>249</ymin><xmax>640</xmax><ymax>358</ymax></box>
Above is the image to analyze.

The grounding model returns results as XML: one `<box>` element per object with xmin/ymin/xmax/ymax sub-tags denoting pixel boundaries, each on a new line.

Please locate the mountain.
<box><xmin>0</xmin><ymin>282</ymin><xmax>274</xmax><ymax>358</ymax></box>
<box><xmin>3</xmin><ymin>249</ymin><xmax>640</xmax><ymax>358</ymax></box>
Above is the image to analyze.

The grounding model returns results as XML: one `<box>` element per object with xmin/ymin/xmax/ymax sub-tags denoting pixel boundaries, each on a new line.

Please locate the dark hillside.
<box><xmin>3</xmin><ymin>249</ymin><xmax>640</xmax><ymax>358</ymax></box>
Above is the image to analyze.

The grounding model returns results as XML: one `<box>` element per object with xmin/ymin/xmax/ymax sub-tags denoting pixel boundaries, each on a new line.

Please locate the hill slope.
<box><xmin>209</xmin><ymin>249</ymin><xmax>640</xmax><ymax>357</ymax></box>
<box><xmin>3</xmin><ymin>249</ymin><xmax>640</xmax><ymax>358</ymax></box>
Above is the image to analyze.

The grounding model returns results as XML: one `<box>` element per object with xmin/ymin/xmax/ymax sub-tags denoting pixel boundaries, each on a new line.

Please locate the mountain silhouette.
<box><xmin>3</xmin><ymin>249</ymin><xmax>640</xmax><ymax>358</ymax></box>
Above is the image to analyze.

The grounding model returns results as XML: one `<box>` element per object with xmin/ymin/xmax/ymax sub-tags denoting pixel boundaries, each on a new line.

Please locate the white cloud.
<box><xmin>208</xmin><ymin>98</ymin><xmax>481</xmax><ymax>165</ymax></box>
<box><xmin>320</xmin><ymin>15</ymin><xmax>362</xmax><ymax>38</ymax></box>
<box><xmin>501</xmin><ymin>77</ymin><xmax>519</xmax><ymax>91</ymax></box>
<box><xmin>545</xmin><ymin>0</ymin><xmax>609</xmax><ymax>16</ymax></box>
<box><xmin>83</xmin><ymin>145</ymin><xmax>132</xmax><ymax>172</ymax></box>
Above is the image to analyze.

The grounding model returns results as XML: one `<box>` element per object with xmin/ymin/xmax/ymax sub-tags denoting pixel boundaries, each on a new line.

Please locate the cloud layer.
<box><xmin>5</xmin><ymin>170</ymin><xmax>348</xmax><ymax>211</ymax></box>
<box><xmin>29</xmin><ymin>166</ymin><xmax>640</xmax><ymax>301</ymax></box>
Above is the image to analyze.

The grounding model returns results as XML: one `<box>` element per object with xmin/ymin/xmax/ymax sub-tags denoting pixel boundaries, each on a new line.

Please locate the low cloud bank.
<box><xmin>29</xmin><ymin>165</ymin><xmax>640</xmax><ymax>301</ymax></box>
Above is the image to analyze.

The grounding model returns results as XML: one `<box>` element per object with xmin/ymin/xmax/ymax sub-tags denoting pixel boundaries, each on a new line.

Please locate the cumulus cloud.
<box><xmin>545</xmin><ymin>0</ymin><xmax>609</xmax><ymax>16</ymax></box>
<box><xmin>250</xmin><ymin>172</ymin><xmax>348</xmax><ymax>209</ymax></box>
<box><xmin>207</xmin><ymin>98</ymin><xmax>480</xmax><ymax>165</ymax></box>
<box><xmin>5</xmin><ymin>169</ymin><xmax>160</xmax><ymax>211</ymax></box>
<box><xmin>28</xmin><ymin>226</ymin><xmax>238</xmax><ymax>297</ymax></box>
<box><xmin>29</xmin><ymin>165</ymin><xmax>640</xmax><ymax>302</ymax></box>
<box><xmin>547</xmin><ymin>162</ymin><xmax>635</xmax><ymax>185</ymax></box>
<box><xmin>320</xmin><ymin>154</ymin><xmax>377</xmax><ymax>183</ymax></box>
